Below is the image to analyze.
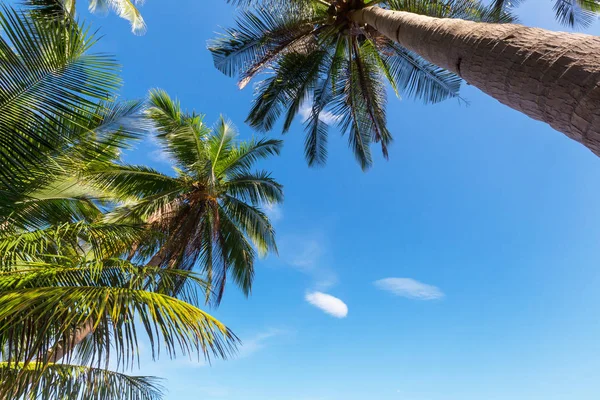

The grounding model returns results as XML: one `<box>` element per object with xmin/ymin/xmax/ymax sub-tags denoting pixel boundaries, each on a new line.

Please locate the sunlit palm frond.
<box><xmin>0</xmin><ymin>259</ymin><xmax>238</xmax><ymax>368</ymax></box>
<box><xmin>214</xmin><ymin>137</ymin><xmax>283</xmax><ymax>177</ymax></box>
<box><xmin>89</xmin><ymin>0</ymin><xmax>147</xmax><ymax>34</ymax></box>
<box><xmin>0</xmin><ymin>222</ymin><xmax>151</xmax><ymax>270</ymax></box>
<box><xmin>87</xmin><ymin>163</ymin><xmax>184</xmax><ymax>203</ymax></box>
<box><xmin>24</xmin><ymin>0</ymin><xmax>147</xmax><ymax>34</ymax></box>
<box><xmin>0</xmin><ymin>362</ymin><xmax>164</xmax><ymax>400</ymax></box>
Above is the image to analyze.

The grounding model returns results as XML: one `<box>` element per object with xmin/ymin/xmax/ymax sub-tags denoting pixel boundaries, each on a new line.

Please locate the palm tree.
<box><xmin>210</xmin><ymin>0</ymin><xmax>600</xmax><ymax>166</ymax></box>
<box><xmin>0</xmin><ymin>8</ymin><xmax>242</xmax><ymax>398</ymax></box>
<box><xmin>0</xmin><ymin>97</ymin><xmax>249</xmax><ymax>399</ymax></box>
<box><xmin>94</xmin><ymin>90</ymin><xmax>284</xmax><ymax>302</ymax></box>
<box><xmin>39</xmin><ymin>89</ymin><xmax>284</xmax><ymax>364</ymax></box>
<box><xmin>491</xmin><ymin>0</ymin><xmax>600</xmax><ymax>28</ymax></box>
<box><xmin>24</xmin><ymin>0</ymin><xmax>146</xmax><ymax>34</ymax></box>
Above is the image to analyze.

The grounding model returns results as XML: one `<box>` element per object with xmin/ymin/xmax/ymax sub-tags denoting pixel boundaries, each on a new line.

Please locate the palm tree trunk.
<box><xmin>350</xmin><ymin>6</ymin><xmax>600</xmax><ymax>155</ymax></box>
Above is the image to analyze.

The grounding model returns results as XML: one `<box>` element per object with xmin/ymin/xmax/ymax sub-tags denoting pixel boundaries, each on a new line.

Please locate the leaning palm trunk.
<box><xmin>351</xmin><ymin>6</ymin><xmax>600</xmax><ymax>155</ymax></box>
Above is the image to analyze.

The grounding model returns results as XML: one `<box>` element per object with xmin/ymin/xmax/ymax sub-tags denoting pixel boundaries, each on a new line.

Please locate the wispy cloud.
<box><xmin>278</xmin><ymin>234</ymin><xmax>338</xmax><ymax>290</ymax></box>
<box><xmin>305</xmin><ymin>291</ymin><xmax>348</xmax><ymax>318</ymax></box>
<box><xmin>374</xmin><ymin>278</ymin><xmax>444</xmax><ymax>300</ymax></box>
<box><xmin>237</xmin><ymin>328</ymin><xmax>288</xmax><ymax>359</ymax></box>
<box><xmin>148</xmin><ymin>135</ymin><xmax>173</xmax><ymax>165</ymax></box>
<box><xmin>264</xmin><ymin>202</ymin><xmax>283</xmax><ymax>223</ymax></box>
<box><xmin>299</xmin><ymin>102</ymin><xmax>342</xmax><ymax>125</ymax></box>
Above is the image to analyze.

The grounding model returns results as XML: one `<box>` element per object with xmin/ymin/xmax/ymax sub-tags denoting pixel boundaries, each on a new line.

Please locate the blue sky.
<box><xmin>63</xmin><ymin>2</ymin><xmax>600</xmax><ymax>399</ymax></box>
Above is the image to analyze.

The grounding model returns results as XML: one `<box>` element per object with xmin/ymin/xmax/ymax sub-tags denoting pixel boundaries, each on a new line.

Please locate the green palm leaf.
<box><xmin>0</xmin><ymin>6</ymin><xmax>120</xmax><ymax>188</ymax></box>
<box><xmin>0</xmin><ymin>259</ymin><xmax>238</xmax><ymax>367</ymax></box>
<box><xmin>0</xmin><ymin>362</ymin><xmax>164</xmax><ymax>400</ymax></box>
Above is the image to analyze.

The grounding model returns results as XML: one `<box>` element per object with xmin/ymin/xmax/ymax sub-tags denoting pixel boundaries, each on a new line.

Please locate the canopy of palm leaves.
<box><xmin>209</xmin><ymin>0</ymin><xmax>514</xmax><ymax>170</ymax></box>
<box><xmin>0</xmin><ymin>88</ymin><xmax>283</xmax><ymax>399</ymax></box>
<box><xmin>491</xmin><ymin>0</ymin><xmax>600</xmax><ymax>28</ymax></box>
<box><xmin>91</xmin><ymin>89</ymin><xmax>284</xmax><ymax>303</ymax></box>
<box><xmin>24</xmin><ymin>0</ymin><xmax>147</xmax><ymax>34</ymax></box>
<box><xmin>0</xmin><ymin>4</ymin><xmax>125</xmax><ymax>189</ymax></box>
<box><xmin>0</xmin><ymin>7</ymin><xmax>271</xmax><ymax>398</ymax></box>
<box><xmin>1</xmin><ymin>362</ymin><xmax>165</xmax><ymax>400</ymax></box>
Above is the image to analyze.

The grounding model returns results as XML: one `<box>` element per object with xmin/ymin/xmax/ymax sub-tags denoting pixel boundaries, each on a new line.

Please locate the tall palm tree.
<box><xmin>0</xmin><ymin>95</ymin><xmax>240</xmax><ymax>400</ymax></box>
<box><xmin>24</xmin><ymin>0</ymin><xmax>146</xmax><ymax>34</ymax></box>
<box><xmin>491</xmin><ymin>0</ymin><xmax>600</xmax><ymax>28</ymax></box>
<box><xmin>210</xmin><ymin>0</ymin><xmax>600</xmax><ymax>166</ymax></box>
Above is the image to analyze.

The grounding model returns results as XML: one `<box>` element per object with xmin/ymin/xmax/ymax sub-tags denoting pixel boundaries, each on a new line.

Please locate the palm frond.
<box><xmin>0</xmin><ymin>222</ymin><xmax>151</xmax><ymax>270</ymax></box>
<box><xmin>247</xmin><ymin>50</ymin><xmax>327</xmax><ymax>132</ymax></box>
<box><xmin>0</xmin><ymin>259</ymin><xmax>238</xmax><ymax>368</ymax></box>
<box><xmin>0</xmin><ymin>362</ymin><xmax>164</xmax><ymax>400</ymax></box>
<box><xmin>147</xmin><ymin>89</ymin><xmax>211</xmax><ymax>173</ymax></box>
<box><xmin>381</xmin><ymin>40</ymin><xmax>462</xmax><ymax>103</ymax></box>
<box><xmin>208</xmin><ymin>6</ymin><xmax>326</xmax><ymax>88</ymax></box>
<box><xmin>89</xmin><ymin>0</ymin><xmax>147</xmax><ymax>34</ymax></box>
<box><xmin>214</xmin><ymin>137</ymin><xmax>283</xmax><ymax>177</ymax></box>
<box><xmin>554</xmin><ymin>0</ymin><xmax>600</xmax><ymax>28</ymax></box>
<box><xmin>0</xmin><ymin>6</ymin><xmax>120</xmax><ymax>188</ymax></box>
<box><xmin>224</xmin><ymin>171</ymin><xmax>284</xmax><ymax>207</ymax></box>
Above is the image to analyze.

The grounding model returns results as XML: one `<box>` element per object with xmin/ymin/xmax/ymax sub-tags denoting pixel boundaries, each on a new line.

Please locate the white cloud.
<box><xmin>299</xmin><ymin>102</ymin><xmax>342</xmax><ymax>125</ymax></box>
<box><xmin>374</xmin><ymin>278</ymin><xmax>444</xmax><ymax>300</ymax></box>
<box><xmin>264</xmin><ymin>202</ymin><xmax>283</xmax><ymax>223</ymax></box>
<box><xmin>305</xmin><ymin>292</ymin><xmax>348</xmax><ymax>318</ymax></box>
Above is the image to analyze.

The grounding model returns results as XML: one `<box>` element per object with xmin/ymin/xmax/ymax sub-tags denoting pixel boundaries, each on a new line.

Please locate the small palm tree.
<box><xmin>40</xmin><ymin>90</ymin><xmax>285</xmax><ymax>364</ymax></box>
<box><xmin>209</xmin><ymin>0</ymin><xmax>511</xmax><ymax>169</ymax></box>
<box><xmin>94</xmin><ymin>90</ymin><xmax>284</xmax><ymax>303</ymax></box>
<box><xmin>491</xmin><ymin>0</ymin><xmax>600</xmax><ymax>28</ymax></box>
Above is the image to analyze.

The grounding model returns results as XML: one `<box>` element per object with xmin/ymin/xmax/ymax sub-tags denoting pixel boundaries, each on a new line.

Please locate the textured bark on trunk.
<box><xmin>351</xmin><ymin>6</ymin><xmax>600</xmax><ymax>155</ymax></box>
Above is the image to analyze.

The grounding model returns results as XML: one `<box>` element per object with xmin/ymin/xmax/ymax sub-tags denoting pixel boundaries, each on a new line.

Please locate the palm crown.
<box><xmin>91</xmin><ymin>90</ymin><xmax>284</xmax><ymax>303</ymax></box>
<box><xmin>209</xmin><ymin>0</ymin><xmax>513</xmax><ymax>170</ymax></box>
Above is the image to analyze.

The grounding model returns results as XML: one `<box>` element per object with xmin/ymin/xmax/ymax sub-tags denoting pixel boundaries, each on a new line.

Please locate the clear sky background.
<box><xmin>50</xmin><ymin>1</ymin><xmax>600</xmax><ymax>399</ymax></box>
